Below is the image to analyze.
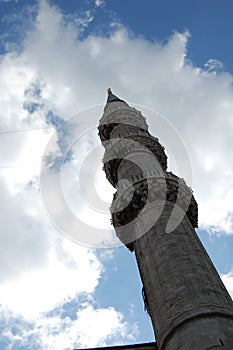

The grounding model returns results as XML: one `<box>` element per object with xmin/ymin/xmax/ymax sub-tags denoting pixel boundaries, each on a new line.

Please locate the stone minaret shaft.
<box><xmin>98</xmin><ymin>90</ymin><xmax>233</xmax><ymax>349</ymax></box>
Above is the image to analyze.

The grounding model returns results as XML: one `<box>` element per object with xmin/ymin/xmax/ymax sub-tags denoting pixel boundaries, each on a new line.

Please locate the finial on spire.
<box><xmin>106</xmin><ymin>88</ymin><xmax>125</xmax><ymax>104</ymax></box>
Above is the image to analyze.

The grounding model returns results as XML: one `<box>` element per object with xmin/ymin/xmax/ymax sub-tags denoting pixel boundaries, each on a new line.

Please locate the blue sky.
<box><xmin>0</xmin><ymin>0</ymin><xmax>233</xmax><ymax>349</ymax></box>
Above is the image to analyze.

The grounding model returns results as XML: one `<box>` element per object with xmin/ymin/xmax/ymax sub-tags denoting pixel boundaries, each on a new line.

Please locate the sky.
<box><xmin>0</xmin><ymin>0</ymin><xmax>233</xmax><ymax>349</ymax></box>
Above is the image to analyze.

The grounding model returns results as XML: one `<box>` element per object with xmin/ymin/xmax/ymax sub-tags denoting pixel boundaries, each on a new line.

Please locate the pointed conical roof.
<box><xmin>107</xmin><ymin>88</ymin><xmax>124</xmax><ymax>103</ymax></box>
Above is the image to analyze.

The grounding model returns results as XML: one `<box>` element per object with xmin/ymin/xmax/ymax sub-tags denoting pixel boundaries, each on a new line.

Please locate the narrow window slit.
<box><xmin>219</xmin><ymin>339</ymin><xmax>224</xmax><ymax>346</ymax></box>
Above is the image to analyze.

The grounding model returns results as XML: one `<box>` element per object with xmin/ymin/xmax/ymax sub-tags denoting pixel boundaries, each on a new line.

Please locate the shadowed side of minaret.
<box><xmin>98</xmin><ymin>90</ymin><xmax>233</xmax><ymax>350</ymax></box>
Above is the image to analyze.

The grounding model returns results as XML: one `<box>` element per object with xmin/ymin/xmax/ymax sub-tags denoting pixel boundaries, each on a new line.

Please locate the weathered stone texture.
<box><xmin>98</xmin><ymin>92</ymin><xmax>233</xmax><ymax>350</ymax></box>
<box><xmin>134</xmin><ymin>204</ymin><xmax>233</xmax><ymax>349</ymax></box>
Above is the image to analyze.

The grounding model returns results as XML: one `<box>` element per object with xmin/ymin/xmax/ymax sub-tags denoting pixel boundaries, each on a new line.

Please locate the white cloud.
<box><xmin>0</xmin><ymin>237</ymin><xmax>101</xmax><ymax>319</ymax></box>
<box><xmin>95</xmin><ymin>0</ymin><xmax>104</xmax><ymax>7</ymax></box>
<box><xmin>221</xmin><ymin>273</ymin><xmax>233</xmax><ymax>298</ymax></box>
<box><xmin>74</xmin><ymin>10</ymin><xmax>94</xmax><ymax>30</ymax></box>
<box><xmin>204</xmin><ymin>58</ymin><xmax>224</xmax><ymax>73</ymax></box>
<box><xmin>72</xmin><ymin>305</ymin><xmax>138</xmax><ymax>347</ymax></box>
<box><xmin>0</xmin><ymin>173</ymin><xmax>102</xmax><ymax>318</ymax></box>
<box><xmin>0</xmin><ymin>304</ymin><xmax>138</xmax><ymax>350</ymax></box>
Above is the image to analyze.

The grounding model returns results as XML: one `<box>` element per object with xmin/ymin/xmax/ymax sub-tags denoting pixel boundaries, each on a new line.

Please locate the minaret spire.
<box><xmin>98</xmin><ymin>91</ymin><xmax>233</xmax><ymax>349</ymax></box>
<box><xmin>106</xmin><ymin>88</ymin><xmax>124</xmax><ymax>103</ymax></box>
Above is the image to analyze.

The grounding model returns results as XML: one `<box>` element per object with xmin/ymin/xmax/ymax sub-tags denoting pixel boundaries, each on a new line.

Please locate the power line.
<box><xmin>0</xmin><ymin>126</ymin><xmax>54</xmax><ymax>135</ymax></box>
<box><xmin>0</xmin><ymin>120</ymin><xmax>98</xmax><ymax>135</ymax></box>
<box><xmin>0</xmin><ymin>120</ymin><xmax>99</xmax><ymax>168</ymax></box>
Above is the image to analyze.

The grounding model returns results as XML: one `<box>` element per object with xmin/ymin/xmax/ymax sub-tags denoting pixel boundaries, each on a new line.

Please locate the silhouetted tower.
<box><xmin>98</xmin><ymin>89</ymin><xmax>233</xmax><ymax>350</ymax></box>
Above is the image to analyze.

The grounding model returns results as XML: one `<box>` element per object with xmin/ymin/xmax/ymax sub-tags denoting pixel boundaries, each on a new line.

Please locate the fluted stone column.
<box><xmin>98</xmin><ymin>90</ymin><xmax>233</xmax><ymax>349</ymax></box>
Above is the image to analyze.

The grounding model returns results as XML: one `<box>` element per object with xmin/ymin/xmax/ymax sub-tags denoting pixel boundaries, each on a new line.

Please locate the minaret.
<box><xmin>98</xmin><ymin>89</ymin><xmax>233</xmax><ymax>349</ymax></box>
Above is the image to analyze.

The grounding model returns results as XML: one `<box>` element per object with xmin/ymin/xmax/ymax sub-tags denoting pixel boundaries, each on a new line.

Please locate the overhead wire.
<box><xmin>0</xmin><ymin>120</ymin><xmax>98</xmax><ymax>168</ymax></box>
<box><xmin>0</xmin><ymin>120</ymin><xmax>98</xmax><ymax>135</ymax></box>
